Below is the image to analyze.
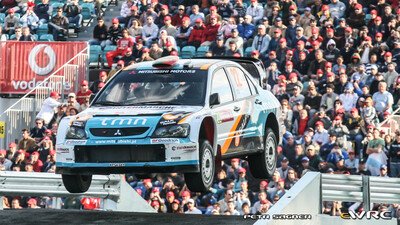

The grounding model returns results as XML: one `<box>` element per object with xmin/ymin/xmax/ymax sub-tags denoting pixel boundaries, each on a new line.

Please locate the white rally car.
<box><xmin>56</xmin><ymin>56</ymin><xmax>282</xmax><ymax>193</ymax></box>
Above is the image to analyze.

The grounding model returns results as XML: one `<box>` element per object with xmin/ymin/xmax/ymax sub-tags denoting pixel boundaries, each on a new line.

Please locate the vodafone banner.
<box><xmin>0</xmin><ymin>41</ymin><xmax>88</xmax><ymax>94</ymax></box>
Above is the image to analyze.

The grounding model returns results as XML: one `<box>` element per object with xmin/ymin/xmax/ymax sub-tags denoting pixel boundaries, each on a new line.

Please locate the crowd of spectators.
<box><xmin>2</xmin><ymin>0</ymin><xmax>400</xmax><ymax>219</ymax></box>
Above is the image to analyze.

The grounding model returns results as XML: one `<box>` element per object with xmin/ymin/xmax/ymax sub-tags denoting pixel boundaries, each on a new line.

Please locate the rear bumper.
<box><xmin>56</xmin><ymin>160</ymin><xmax>199</xmax><ymax>175</ymax></box>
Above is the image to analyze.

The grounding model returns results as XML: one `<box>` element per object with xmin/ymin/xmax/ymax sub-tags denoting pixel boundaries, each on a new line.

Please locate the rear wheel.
<box><xmin>185</xmin><ymin>140</ymin><xmax>215</xmax><ymax>192</ymax></box>
<box><xmin>62</xmin><ymin>174</ymin><xmax>92</xmax><ymax>193</ymax></box>
<box><xmin>248</xmin><ymin>128</ymin><xmax>277</xmax><ymax>178</ymax></box>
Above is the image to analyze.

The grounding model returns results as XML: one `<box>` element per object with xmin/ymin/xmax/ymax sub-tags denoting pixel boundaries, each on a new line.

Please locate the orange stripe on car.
<box><xmin>221</xmin><ymin>114</ymin><xmax>243</xmax><ymax>154</ymax></box>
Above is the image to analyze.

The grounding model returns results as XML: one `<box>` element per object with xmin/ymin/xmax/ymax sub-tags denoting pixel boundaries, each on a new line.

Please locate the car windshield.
<box><xmin>93</xmin><ymin>69</ymin><xmax>208</xmax><ymax>106</ymax></box>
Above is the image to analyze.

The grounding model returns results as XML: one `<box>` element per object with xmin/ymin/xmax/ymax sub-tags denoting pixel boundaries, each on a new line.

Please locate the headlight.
<box><xmin>153</xmin><ymin>124</ymin><xmax>190</xmax><ymax>138</ymax></box>
<box><xmin>66</xmin><ymin>126</ymin><xmax>87</xmax><ymax>139</ymax></box>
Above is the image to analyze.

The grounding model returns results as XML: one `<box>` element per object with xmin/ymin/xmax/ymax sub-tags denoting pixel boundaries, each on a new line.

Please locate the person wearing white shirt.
<box><xmin>36</xmin><ymin>91</ymin><xmax>62</xmax><ymax>126</ymax></box>
<box><xmin>246</xmin><ymin>0</ymin><xmax>263</xmax><ymax>25</ymax></box>
<box><xmin>313</xmin><ymin>121</ymin><xmax>329</xmax><ymax>145</ymax></box>
<box><xmin>185</xmin><ymin>199</ymin><xmax>202</xmax><ymax>214</ymax></box>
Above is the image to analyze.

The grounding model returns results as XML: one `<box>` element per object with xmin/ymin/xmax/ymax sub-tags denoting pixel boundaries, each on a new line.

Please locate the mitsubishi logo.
<box><xmin>114</xmin><ymin>129</ymin><xmax>122</xmax><ymax>136</ymax></box>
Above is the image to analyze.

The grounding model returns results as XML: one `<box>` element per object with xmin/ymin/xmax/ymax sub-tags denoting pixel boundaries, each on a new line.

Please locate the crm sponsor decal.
<box><xmin>100</xmin><ymin>118</ymin><xmax>147</xmax><ymax>126</ymax></box>
<box><xmin>150</xmin><ymin>138</ymin><xmax>180</xmax><ymax>144</ymax></box>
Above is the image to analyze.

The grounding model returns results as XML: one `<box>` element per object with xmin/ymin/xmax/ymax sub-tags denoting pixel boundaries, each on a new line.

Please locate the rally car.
<box><xmin>56</xmin><ymin>56</ymin><xmax>282</xmax><ymax>193</ymax></box>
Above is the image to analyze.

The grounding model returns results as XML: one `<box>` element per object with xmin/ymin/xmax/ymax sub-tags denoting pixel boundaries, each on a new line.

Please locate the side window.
<box><xmin>246</xmin><ymin>75</ymin><xmax>258</xmax><ymax>95</ymax></box>
<box><xmin>211</xmin><ymin>69</ymin><xmax>234</xmax><ymax>104</ymax></box>
<box><xmin>227</xmin><ymin>67</ymin><xmax>252</xmax><ymax>99</ymax></box>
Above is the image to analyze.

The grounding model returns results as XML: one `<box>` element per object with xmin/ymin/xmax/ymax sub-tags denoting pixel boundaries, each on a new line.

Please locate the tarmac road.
<box><xmin>0</xmin><ymin>209</ymin><xmax>256</xmax><ymax>225</ymax></box>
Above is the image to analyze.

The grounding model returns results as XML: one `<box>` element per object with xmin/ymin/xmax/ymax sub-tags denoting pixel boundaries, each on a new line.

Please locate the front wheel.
<box><xmin>248</xmin><ymin>128</ymin><xmax>277</xmax><ymax>178</ymax></box>
<box><xmin>185</xmin><ymin>140</ymin><xmax>215</xmax><ymax>192</ymax></box>
<box><xmin>62</xmin><ymin>174</ymin><xmax>92</xmax><ymax>193</ymax></box>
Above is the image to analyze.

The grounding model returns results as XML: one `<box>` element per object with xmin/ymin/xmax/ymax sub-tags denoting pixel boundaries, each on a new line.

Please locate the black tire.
<box><xmin>62</xmin><ymin>174</ymin><xmax>92</xmax><ymax>193</ymax></box>
<box><xmin>248</xmin><ymin>128</ymin><xmax>277</xmax><ymax>178</ymax></box>
<box><xmin>185</xmin><ymin>140</ymin><xmax>215</xmax><ymax>192</ymax></box>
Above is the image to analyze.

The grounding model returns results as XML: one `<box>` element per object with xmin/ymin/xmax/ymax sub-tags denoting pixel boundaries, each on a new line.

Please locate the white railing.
<box><xmin>0</xmin><ymin>47</ymin><xmax>88</xmax><ymax>149</ymax></box>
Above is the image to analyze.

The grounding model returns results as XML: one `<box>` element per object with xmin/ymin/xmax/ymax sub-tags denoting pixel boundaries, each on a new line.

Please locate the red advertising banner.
<box><xmin>0</xmin><ymin>41</ymin><xmax>88</xmax><ymax>94</ymax></box>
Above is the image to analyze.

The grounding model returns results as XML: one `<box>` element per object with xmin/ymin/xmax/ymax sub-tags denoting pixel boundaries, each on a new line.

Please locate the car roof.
<box><xmin>122</xmin><ymin>57</ymin><xmax>232</xmax><ymax>71</ymax></box>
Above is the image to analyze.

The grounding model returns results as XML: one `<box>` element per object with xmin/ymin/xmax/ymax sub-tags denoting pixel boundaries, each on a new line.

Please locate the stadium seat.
<box><xmin>39</xmin><ymin>34</ymin><xmax>54</xmax><ymax>41</ymax></box>
<box><xmin>175</xmin><ymin>46</ymin><xmax>180</xmax><ymax>54</ymax></box>
<box><xmin>51</xmin><ymin>2</ymin><xmax>64</xmax><ymax>9</ymax></box>
<box><xmin>36</xmin><ymin>24</ymin><xmax>49</xmax><ymax>36</ymax></box>
<box><xmin>0</xmin><ymin>13</ymin><xmax>5</xmax><ymax>23</ymax></box>
<box><xmin>180</xmin><ymin>46</ymin><xmax>196</xmax><ymax>59</ymax></box>
<box><xmin>89</xmin><ymin>45</ymin><xmax>102</xmax><ymax>64</ymax></box>
<box><xmin>196</xmin><ymin>46</ymin><xmax>209</xmax><ymax>57</ymax></box>
<box><xmin>244</xmin><ymin>47</ymin><xmax>253</xmax><ymax>57</ymax></box>
<box><xmin>9</xmin><ymin>34</ymin><xmax>17</xmax><ymax>40</ymax></box>
<box><xmin>32</xmin><ymin>34</ymin><xmax>38</xmax><ymax>41</ymax></box>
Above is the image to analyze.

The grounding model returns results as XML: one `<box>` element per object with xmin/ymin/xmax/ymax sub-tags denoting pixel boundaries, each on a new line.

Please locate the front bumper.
<box><xmin>56</xmin><ymin>138</ymin><xmax>199</xmax><ymax>175</ymax></box>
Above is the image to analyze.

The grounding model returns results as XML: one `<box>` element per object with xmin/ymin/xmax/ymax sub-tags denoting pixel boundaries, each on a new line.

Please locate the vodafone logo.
<box><xmin>28</xmin><ymin>44</ymin><xmax>56</xmax><ymax>75</ymax></box>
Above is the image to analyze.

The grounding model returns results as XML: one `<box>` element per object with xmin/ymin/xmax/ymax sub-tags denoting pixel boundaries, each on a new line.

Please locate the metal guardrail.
<box><xmin>321</xmin><ymin>173</ymin><xmax>400</xmax><ymax>211</ymax></box>
<box><xmin>0</xmin><ymin>171</ymin><xmax>156</xmax><ymax>213</ymax></box>
<box><xmin>0</xmin><ymin>48</ymin><xmax>88</xmax><ymax>149</ymax></box>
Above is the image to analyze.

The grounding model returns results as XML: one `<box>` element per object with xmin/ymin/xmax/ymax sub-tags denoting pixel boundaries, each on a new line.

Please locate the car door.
<box><xmin>209</xmin><ymin>68</ymin><xmax>238</xmax><ymax>156</ymax></box>
<box><xmin>225</xmin><ymin>66</ymin><xmax>260</xmax><ymax>154</ymax></box>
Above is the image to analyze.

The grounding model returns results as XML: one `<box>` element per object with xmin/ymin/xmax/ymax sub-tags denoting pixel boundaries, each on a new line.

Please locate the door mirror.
<box><xmin>209</xmin><ymin>93</ymin><xmax>220</xmax><ymax>106</ymax></box>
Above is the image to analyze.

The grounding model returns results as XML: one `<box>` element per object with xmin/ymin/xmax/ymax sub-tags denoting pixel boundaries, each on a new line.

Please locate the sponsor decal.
<box><xmin>65</xmin><ymin>140</ymin><xmax>87</xmax><ymax>145</ymax></box>
<box><xmin>109</xmin><ymin>163</ymin><xmax>126</xmax><ymax>167</ymax></box>
<box><xmin>216</xmin><ymin>110</ymin><xmax>234</xmax><ymax>124</ymax></box>
<box><xmin>116</xmin><ymin>139</ymin><xmax>137</xmax><ymax>144</ymax></box>
<box><xmin>170</xmin><ymin>156</ymin><xmax>181</xmax><ymax>160</ymax></box>
<box><xmin>57</xmin><ymin>148</ymin><xmax>70</xmax><ymax>153</ymax></box>
<box><xmin>150</xmin><ymin>138</ymin><xmax>180</xmax><ymax>144</ymax></box>
<box><xmin>160</xmin><ymin>120</ymin><xmax>177</xmax><ymax>126</ymax></box>
<box><xmin>28</xmin><ymin>44</ymin><xmax>56</xmax><ymax>75</ymax></box>
<box><xmin>171</xmin><ymin>145</ymin><xmax>197</xmax><ymax>152</ymax></box>
<box><xmin>101</xmin><ymin>118</ymin><xmax>147</xmax><ymax>126</ymax></box>
<box><xmin>137</xmin><ymin>70</ymin><xmax>196</xmax><ymax>74</ymax></box>
<box><xmin>94</xmin><ymin>140</ymin><xmax>117</xmax><ymax>144</ymax></box>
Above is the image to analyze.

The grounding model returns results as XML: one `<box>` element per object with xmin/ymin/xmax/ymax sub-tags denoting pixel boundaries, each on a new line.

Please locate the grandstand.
<box><xmin>0</xmin><ymin>0</ymin><xmax>400</xmax><ymax>223</ymax></box>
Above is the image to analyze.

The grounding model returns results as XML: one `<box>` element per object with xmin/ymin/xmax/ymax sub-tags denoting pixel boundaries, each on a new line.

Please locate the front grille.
<box><xmin>89</xmin><ymin>127</ymin><xmax>149</xmax><ymax>137</ymax></box>
<box><xmin>74</xmin><ymin>145</ymin><xmax>165</xmax><ymax>163</ymax></box>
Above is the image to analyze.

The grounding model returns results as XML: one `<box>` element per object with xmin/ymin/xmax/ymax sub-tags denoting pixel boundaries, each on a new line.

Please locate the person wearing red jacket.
<box><xmin>188</xmin><ymin>18</ymin><xmax>205</xmax><ymax>48</ymax></box>
<box><xmin>201</xmin><ymin>15</ymin><xmax>221</xmax><ymax>45</ymax></box>
<box><xmin>105</xmin><ymin>28</ymin><xmax>135</xmax><ymax>67</ymax></box>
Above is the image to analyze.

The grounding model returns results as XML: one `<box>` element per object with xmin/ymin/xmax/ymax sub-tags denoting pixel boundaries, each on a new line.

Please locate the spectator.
<box><xmin>142</xmin><ymin>16</ymin><xmax>159</xmax><ymax>46</ymax></box>
<box><xmin>237</xmin><ymin>15</ymin><xmax>255</xmax><ymax>45</ymax></box>
<box><xmin>246</xmin><ymin>0</ymin><xmax>263</xmax><ymax>25</ymax></box>
<box><xmin>49</xmin><ymin>7</ymin><xmax>69</xmax><ymax>41</ymax></box>
<box><xmin>205</xmin><ymin>6</ymin><xmax>221</xmax><ymax>25</ymax></box>
<box><xmin>105</xmin><ymin>28</ymin><xmax>134</xmax><ymax>67</ymax></box>
<box><xmin>27</xmin><ymin>198</ymin><xmax>41</xmax><ymax>209</ymax></box>
<box><xmin>30</xmin><ymin>118</ymin><xmax>47</xmax><ymax>142</ymax></box>
<box><xmin>344</xmin><ymin>149</ymin><xmax>359</xmax><ymax>173</ymax></box>
<box><xmin>373</xmin><ymin>81</ymin><xmax>394</xmax><ymax>118</ymax></box>
<box><xmin>63</xmin><ymin>0</ymin><xmax>82</xmax><ymax>31</ymax></box>
<box><xmin>209</xmin><ymin>36</ymin><xmax>226</xmax><ymax>56</ymax></box>
<box><xmin>11</xmin><ymin>198</ymin><xmax>23</xmax><ymax>209</ymax></box>
<box><xmin>105</xmin><ymin>18</ymin><xmax>123</xmax><ymax>46</ymax></box>
<box><xmin>36</xmin><ymin>91</ymin><xmax>62</xmax><ymax>126</ymax></box>
<box><xmin>18</xmin><ymin>26</ymin><xmax>35</xmax><ymax>41</ymax></box>
<box><xmin>4</xmin><ymin>8</ymin><xmax>19</xmax><ymax>34</ymax></box>
<box><xmin>90</xmin><ymin>71</ymin><xmax>108</xmax><ymax>94</ymax></box>
<box><xmin>389</xmin><ymin>132</ymin><xmax>400</xmax><ymax>177</ymax></box>
<box><xmin>175</xmin><ymin>17</ymin><xmax>192</xmax><ymax>48</ymax></box>
<box><xmin>137</xmin><ymin>47</ymin><xmax>154</xmax><ymax>61</ymax></box>
<box><xmin>225</xmin><ymin>41</ymin><xmax>241</xmax><ymax>56</ymax></box>
<box><xmin>251</xmin><ymin>25</ymin><xmax>271</xmax><ymax>56</ymax></box>
<box><xmin>251</xmin><ymin>191</ymin><xmax>269</xmax><ymax>214</ymax></box>
<box><xmin>89</xmin><ymin>17</ymin><xmax>108</xmax><ymax>48</ymax></box>
<box><xmin>160</xmin><ymin>16</ymin><xmax>176</xmax><ymax>37</ymax></box>
<box><xmin>171</xmin><ymin>5</ymin><xmax>188</xmax><ymax>27</ymax></box>
<box><xmin>0</xmin><ymin>149</ymin><xmax>12</xmax><ymax>171</ymax></box>
<box><xmin>127</xmin><ymin>18</ymin><xmax>143</xmax><ymax>38</ymax></box>
<box><xmin>29</xmin><ymin>151</ymin><xmax>43</xmax><ymax>172</ymax></box>
<box><xmin>201</xmin><ymin>15</ymin><xmax>220</xmax><ymax>46</ymax></box>
<box><xmin>188</xmin><ymin>18</ymin><xmax>205</xmax><ymax>48</ymax></box>
<box><xmin>20</xmin><ymin>7</ymin><xmax>39</xmax><ymax>32</ymax></box>
<box><xmin>158</xmin><ymin>29</ymin><xmax>176</xmax><ymax>48</ymax></box>
<box><xmin>76</xmin><ymin>80</ymin><xmax>93</xmax><ymax>105</ymax></box>
<box><xmin>34</xmin><ymin>0</ymin><xmax>52</xmax><ymax>25</ymax></box>
<box><xmin>189</xmin><ymin>5</ymin><xmax>204</xmax><ymax>26</ymax></box>
<box><xmin>18</xmin><ymin>129</ymin><xmax>37</xmax><ymax>152</ymax></box>
<box><xmin>366</xmin><ymin>128</ymin><xmax>387</xmax><ymax>176</ymax></box>
<box><xmin>6</xmin><ymin>142</ymin><xmax>17</xmax><ymax>161</ymax></box>
<box><xmin>118</xmin><ymin>0</ymin><xmax>134</xmax><ymax>24</ymax></box>
<box><xmin>185</xmin><ymin>199</ymin><xmax>202</xmax><ymax>214</ymax></box>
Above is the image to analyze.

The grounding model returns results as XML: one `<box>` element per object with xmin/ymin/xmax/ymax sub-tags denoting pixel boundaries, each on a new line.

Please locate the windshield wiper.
<box><xmin>93</xmin><ymin>100</ymin><xmax>121</xmax><ymax>106</ymax></box>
